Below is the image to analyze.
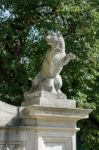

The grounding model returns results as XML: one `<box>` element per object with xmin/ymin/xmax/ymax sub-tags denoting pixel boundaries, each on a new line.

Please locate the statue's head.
<box><xmin>46</xmin><ymin>32</ymin><xmax>65</xmax><ymax>49</ymax></box>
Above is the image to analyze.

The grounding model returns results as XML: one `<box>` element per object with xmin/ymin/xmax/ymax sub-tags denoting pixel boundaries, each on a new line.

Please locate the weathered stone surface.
<box><xmin>0</xmin><ymin>100</ymin><xmax>92</xmax><ymax>150</ymax></box>
<box><xmin>22</xmin><ymin>90</ymin><xmax>76</xmax><ymax>108</ymax></box>
<box><xmin>21</xmin><ymin>105</ymin><xmax>91</xmax><ymax>150</ymax></box>
<box><xmin>21</xmin><ymin>105</ymin><xmax>92</xmax><ymax>123</ymax></box>
<box><xmin>0</xmin><ymin>101</ymin><xmax>24</xmax><ymax>126</ymax></box>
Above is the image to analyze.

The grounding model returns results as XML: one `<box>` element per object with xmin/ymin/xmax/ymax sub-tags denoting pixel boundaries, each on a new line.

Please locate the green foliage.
<box><xmin>77</xmin><ymin>119</ymin><xmax>99</xmax><ymax>150</ymax></box>
<box><xmin>0</xmin><ymin>0</ymin><xmax>99</xmax><ymax>149</ymax></box>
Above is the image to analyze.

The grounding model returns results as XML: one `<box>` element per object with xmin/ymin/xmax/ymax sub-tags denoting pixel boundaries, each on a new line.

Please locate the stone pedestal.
<box><xmin>22</xmin><ymin>90</ymin><xmax>75</xmax><ymax>108</ymax></box>
<box><xmin>21</xmin><ymin>90</ymin><xmax>92</xmax><ymax>150</ymax></box>
<box><xmin>0</xmin><ymin>91</ymin><xmax>92</xmax><ymax>150</ymax></box>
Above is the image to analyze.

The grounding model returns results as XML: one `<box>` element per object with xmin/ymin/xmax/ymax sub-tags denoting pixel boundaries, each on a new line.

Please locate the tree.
<box><xmin>0</xmin><ymin>0</ymin><xmax>99</xmax><ymax>149</ymax></box>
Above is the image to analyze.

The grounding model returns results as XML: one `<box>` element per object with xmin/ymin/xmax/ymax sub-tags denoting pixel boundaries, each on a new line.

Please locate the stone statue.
<box><xmin>30</xmin><ymin>32</ymin><xmax>76</xmax><ymax>94</ymax></box>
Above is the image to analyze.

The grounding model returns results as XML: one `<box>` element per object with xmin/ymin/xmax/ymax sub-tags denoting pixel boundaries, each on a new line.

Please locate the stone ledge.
<box><xmin>21</xmin><ymin>105</ymin><xmax>92</xmax><ymax>122</ymax></box>
<box><xmin>0</xmin><ymin>101</ymin><xmax>18</xmax><ymax>115</ymax></box>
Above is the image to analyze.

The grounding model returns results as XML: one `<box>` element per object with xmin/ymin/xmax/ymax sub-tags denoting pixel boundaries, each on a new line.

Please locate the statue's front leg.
<box><xmin>64</xmin><ymin>53</ymin><xmax>76</xmax><ymax>65</ymax></box>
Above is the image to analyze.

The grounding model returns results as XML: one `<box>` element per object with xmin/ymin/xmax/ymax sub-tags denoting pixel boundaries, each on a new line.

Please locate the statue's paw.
<box><xmin>68</xmin><ymin>53</ymin><xmax>76</xmax><ymax>60</ymax></box>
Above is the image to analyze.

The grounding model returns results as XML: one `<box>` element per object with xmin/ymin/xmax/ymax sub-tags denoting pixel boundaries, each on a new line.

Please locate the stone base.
<box><xmin>20</xmin><ymin>90</ymin><xmax>92</xmax><ymax>150</ymax></box>
<box><xmin>0</xmin><ymin>91</ymin><xmax>92</xmax><ymax>150</ymax></box>
<box><xmin>20</xmin><ymin>104</ymin><xmax>92</xmax><ymax>150</ymax></box>
<box><xmin>22</xmin><ymin>90</ymin><xmax>76</xmax><ymax>108</ymax></box>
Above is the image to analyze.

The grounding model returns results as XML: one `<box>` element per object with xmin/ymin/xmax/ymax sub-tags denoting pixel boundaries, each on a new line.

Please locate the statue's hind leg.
<box><xmin>54</xmin><ymin>75</ymin><xmax>67</xmax><ymax>97</ymax></box>
<box><xmin>45</xmin><ymin>79</ymin><xmax>56</xmax><ymax>93</ymax></box>
<box><xmin>54</xmin><ymin>74</ymin><xmax>62</xmax><ymax>93</ymax></box>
